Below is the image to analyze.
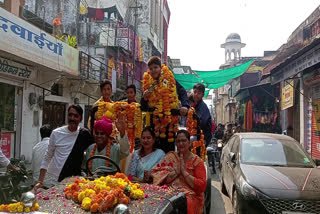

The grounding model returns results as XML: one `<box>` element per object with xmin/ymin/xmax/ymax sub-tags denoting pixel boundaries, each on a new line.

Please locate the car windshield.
<box><xmin>240</xmin><ymin>138</ymin><xmax>314</xmax><ymax>168</ymax></box>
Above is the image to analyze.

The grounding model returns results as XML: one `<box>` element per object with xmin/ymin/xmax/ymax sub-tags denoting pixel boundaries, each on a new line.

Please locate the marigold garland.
<box><xmin>88</xmin><ymin>139</ymin><xmax>111</xmax><ymax>170</ymax></box>
<box><xmin>95</xmin><ymin>101</ymin><xmax>142</xmax><ymax>153</ymax></box>
<box><xmin>0</xmin><ymin>202</ymin><xmax>39</xmax><ymax>213</ymax></box>
<box><xmin>64</xmin><ymin>173</ymin><xmax>144</xmax><ymax>212</ymax></box>
<box><xmin>143</xmin><ymin>65</ymin><xmax>179</xmax><ymax>138</ymax></box>
<box><xmin>187</xmin><ymin>108</ymin><xmax>207</xmax><ymax>161</ymax></box>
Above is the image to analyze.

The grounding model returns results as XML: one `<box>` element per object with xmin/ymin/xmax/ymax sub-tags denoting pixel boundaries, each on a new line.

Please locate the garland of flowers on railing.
<box><xmin>187</xmin><ymin>108</ymin><xmax>207</xmax><ymax>161</ymax></box>
<box><xmin>142</xmin><ymin>65</ymin><xmax>180</xmax><ymax>142</ymax></box>
<box><xmin>64</xmin><ymin>173</ymin><xmax>144</xmax><ymax>212</ymax></box>
<box><xmin>95</xmin><ymin>101</ymin><xmax>142</xmax><ymax>153</ymax></box>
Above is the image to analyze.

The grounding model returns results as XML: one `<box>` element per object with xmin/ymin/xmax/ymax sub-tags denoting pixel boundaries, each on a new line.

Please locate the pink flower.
<box><xmin>162</xmin><ymin>185</ymin><xmax>168</xmax><ymax>189</ymax></box>
<box><xmin>168</xmin><ymin>162</ymin><xmax>173</xmax><ymax>167</ymax></box>
<box><xmin>43</xmin><ymin>196</ymin><xmax>50</xmax><ymax>200</ymax></box>
<box><xmin>160</xmin><ymin>196</ymin><xmax>163</xmax><ymax>199</ymax></box>
<box><xmin>150</xmin><ymin>202</ymin><xmax>154</xmax><ymax>205</ymax></box>
<box><xmin>161</xmin><ymin>163</ymin><xmax>166</xmax><ymax>167</ymax></box>
<box><xmin>145</xmin><ymin>194</ymin><xmax>149</xmax><ymax>198</ymax></box>
<box><xmin>128</xmin><ymin>175</ymin><xmax>133</xmax><ymax>181</ymax></box>
<box><xmin>159</xmin><ymin>200</ymin><xmax>163</xmax><ymax>203</ymax></box>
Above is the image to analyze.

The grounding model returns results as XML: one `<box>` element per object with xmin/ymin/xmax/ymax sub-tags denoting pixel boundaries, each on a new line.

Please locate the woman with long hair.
<box><xmin>128</xmin><ymin>126</ymin><xmax>165</xmax><ymax>183</ymax></box>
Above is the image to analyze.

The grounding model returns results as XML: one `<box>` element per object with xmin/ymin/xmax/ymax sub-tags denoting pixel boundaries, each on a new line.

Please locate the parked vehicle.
<box><xmin>220</xmin><ymin>133</ymin><xmax>320</xmax><ymax>214</ymax></box>
<box><xmin>0</xmin><ymin>159</ymin><xmax>32</xmax><ymax>203</ymax></box>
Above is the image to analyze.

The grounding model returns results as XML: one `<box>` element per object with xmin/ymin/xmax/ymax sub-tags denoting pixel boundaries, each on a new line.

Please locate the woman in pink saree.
<box><xmin>151</xmin><ymin>130</ymin><xmax>207</xmax><ymax>214</ymax></box>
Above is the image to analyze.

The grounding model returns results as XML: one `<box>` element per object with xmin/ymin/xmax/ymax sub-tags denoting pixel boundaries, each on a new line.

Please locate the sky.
<box><xmin>167</xmin><ymin>0</ymin><xmax>320</xmax><ymax>71</ymax></box>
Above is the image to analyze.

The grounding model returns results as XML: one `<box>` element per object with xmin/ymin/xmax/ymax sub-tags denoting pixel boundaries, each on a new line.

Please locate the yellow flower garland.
<box><xmin>0</xmin><ymin>202</ymin><xmax>39</xmax><ymax>213</ymax></box>
<box><xmin>95</xmin><ymin>101</ymin><xmax>142</xmax><ymax>152</ymax></box>
<box><xmin>142</xmin><ymin>65</ymin><xmax>179</xmax><ymax>140</ymax></box>
<box><xmin>64</xmin><ymin>173</ymin><xmax>144</xmax><ymax>212</ymax></box>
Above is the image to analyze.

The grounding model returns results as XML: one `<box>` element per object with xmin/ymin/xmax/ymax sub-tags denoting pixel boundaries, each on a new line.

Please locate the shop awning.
<box><xmin>174</xmin><ymin>60</ymin><xmax>254</xmax><ymax>90</ymax></box>
<box><xmin>235</xmin><ymin>82</ymin><xmax>270</xmax><ymax>96</ymax></box>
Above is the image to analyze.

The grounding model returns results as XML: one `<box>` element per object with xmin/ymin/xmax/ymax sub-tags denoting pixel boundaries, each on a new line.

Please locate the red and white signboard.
<box><xmin>0</xmin><ymin>133</ymin><xmax>11</xmax><ymax>158</ymax></box>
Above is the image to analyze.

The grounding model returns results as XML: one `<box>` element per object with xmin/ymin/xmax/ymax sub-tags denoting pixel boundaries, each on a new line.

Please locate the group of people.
<box><xmin>25</xmin><ymin>56</ymin><xmax>211</xmax><ymax>214</ymax></box>
<box><xmin>213</xmin><ymin>122</ymin><xmax>241</xmax><ymax>144</ymax></box>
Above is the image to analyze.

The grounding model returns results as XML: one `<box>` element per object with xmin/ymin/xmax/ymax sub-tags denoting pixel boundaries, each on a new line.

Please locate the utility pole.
<box><xmin>130</xmin><ymin>0</ymin><xmax>142</xmax><ymax>84</ymax></box>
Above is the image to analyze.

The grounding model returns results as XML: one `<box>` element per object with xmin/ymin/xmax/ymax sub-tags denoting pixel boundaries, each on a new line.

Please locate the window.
<box><xmin>51</xmin><ymin>83</ymin><xmax>63</xmax><ymax>96</ymax></box>
<box><xmin>240</xmin><ymin>138</ymin><xmax>313</xmax><ymax>167</ymax></box>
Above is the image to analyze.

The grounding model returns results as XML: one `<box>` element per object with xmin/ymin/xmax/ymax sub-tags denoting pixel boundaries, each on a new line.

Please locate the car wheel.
<box><xmin>232</xmin><ymin>190</ymin><xmax>247</xmax><ymax>214</ymax></box>
<box><xmin>220</xmin><ymin>177</ymin><xmax>228</xmax><ymax>196</ymax></box>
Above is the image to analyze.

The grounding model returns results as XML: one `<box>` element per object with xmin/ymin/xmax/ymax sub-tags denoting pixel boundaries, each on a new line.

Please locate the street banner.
<box><xmin>281</xmin><ymin>81</ymin><xmax>294</xmax><ymax>110</ymax></box>
<box><xmin>0</xmin><ymin>133</ymin><xmax>11</xmax><ymax>158</ymax></box>
<box><xmin>312</xmin><ymin>99</ymin><xmax>320</xmax><ymax>159</ymax></box>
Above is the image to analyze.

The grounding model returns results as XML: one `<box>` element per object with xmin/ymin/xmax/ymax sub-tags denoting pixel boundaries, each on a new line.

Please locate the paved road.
<box><xmin>210</xmin><ymin>170</ymin><xmax>233</xmax><ymax>214</ymax></box>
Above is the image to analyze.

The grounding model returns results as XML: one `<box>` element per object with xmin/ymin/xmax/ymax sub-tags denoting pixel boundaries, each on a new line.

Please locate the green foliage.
<box><xmin>55</xmin><ymin>34</ymin><xmax>77</xmax><ymax>48</ymax></box>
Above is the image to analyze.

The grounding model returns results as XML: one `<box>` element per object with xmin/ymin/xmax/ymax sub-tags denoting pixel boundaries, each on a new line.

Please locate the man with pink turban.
<box><xmin>85</xmin><ymin>114</ymin><xmax>129</xmax><ymax>172</ymax></box>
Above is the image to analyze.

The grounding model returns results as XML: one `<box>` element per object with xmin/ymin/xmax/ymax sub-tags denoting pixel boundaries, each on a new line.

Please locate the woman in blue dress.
<box><xmin>129</xmin><ymin>127</ymin><xmax>165</xmax><ymax>183</ymax></box>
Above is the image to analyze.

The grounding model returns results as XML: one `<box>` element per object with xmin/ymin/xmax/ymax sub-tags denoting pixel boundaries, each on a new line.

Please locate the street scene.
<box><xmin>0</xmin><ymin>0</ymin><xmax>320</xmax><ymax>213</ymax></box>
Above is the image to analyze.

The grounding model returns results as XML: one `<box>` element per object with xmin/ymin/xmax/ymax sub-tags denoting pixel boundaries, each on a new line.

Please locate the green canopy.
<box><xmin>174</xmin><ymin>60</ymin><xmax>254</xmax><ymax>90</ymax></box>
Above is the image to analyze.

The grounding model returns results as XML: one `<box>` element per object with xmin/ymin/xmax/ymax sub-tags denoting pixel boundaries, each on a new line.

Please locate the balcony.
<box><xmin>79</xmin><ymin>51</ymin><xmax>108</xmax><ymax>82</ymax></box>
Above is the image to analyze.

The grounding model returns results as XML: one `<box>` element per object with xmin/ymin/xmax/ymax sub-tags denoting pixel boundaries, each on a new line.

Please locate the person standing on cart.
<box><xmin>192</xmin><ymin>83</ymin><xmax>212</xmax><ymax>146</ymax></box>
<box><xmin>141</xmin><ymin>56</ymin><xmax>190</xmax><ymax>153</ymax></box>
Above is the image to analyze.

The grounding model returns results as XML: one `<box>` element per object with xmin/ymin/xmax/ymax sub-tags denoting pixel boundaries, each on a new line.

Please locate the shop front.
<box><xmin>271</xmin><ymin>37</ymin><xmax>320</xmax><ymax>154</ymax></box>
<box><xmin>303</xmin><ymin>66</ymin><xmax>320</xmax><ymax>159</ymax></box>
<box><xmin>0</xmin><ymin>7</ymin><xmax>80</xmax><ymax>162</ymax></box>
<box><xmin>0</xmin><ymin>56</ymin><xmax>36</xmax><ymax>160</ymax></box>
<box><xmin>235</xmin><ymin>83</ymin><xmax>280</xmax><ymax>133</ymax></box>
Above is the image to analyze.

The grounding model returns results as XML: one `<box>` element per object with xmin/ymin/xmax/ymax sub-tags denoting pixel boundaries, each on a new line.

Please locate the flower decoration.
<box><xmin>95</xmin><ymin>101</ymin><xmax>142</xmax><ymax>153</ymax></box>
<box><xmin>64</xmin><ymin>173</ymin><xmax>144</xmax><ymax>212</ymax></box>
<box><xmin>0</xmin><ymin>202</ymin><xmax>39</xmax><ymax>213</ymax></box>
<box><xmin>187</xmin><ymin>108</ymin><xmax>207</xmax><ymax>161</ymax></box>
<box><xmin>88</xmin><ymin>139</ymin><xmax>111</xmax><ymax>170</ymax></box>
<box><xmin>142</xmin><ymin>65</ymin><xmax>179</xmax><ymax>139</ymax></box>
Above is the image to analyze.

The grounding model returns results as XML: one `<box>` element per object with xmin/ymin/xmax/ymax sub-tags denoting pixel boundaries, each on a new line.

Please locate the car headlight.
<box><xmin>239</xmin><ymin>176</ymin><xmax>257</xmax><ymax>199</ymax></box>
<box><xmin>218</xmin><ymin>142</ymin><xmax>223</xmax><ymax>148</ymax></box>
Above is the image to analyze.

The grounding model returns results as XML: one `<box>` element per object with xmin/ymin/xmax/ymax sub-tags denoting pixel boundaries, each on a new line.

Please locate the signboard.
<box><xmin>281</xmin><ymin>81</ymin><xmax>294</xmax><ymax>110</ymax></box>
<box><xmin>0</xmin><ymin>56</ymin><xmax>35</xmax><ymax>80</ymax></box>
<box><xmin>0</xmin><ymin>133</ymin><xmax>11</xmax><ymax>158</ymax></box>
<box><xmin>271</xmin><ymin>42</ymin><xmax>320</xmax><ymax>85</ymax></box>
<box><xmin>303</xmin><ymin>69</ymin><xmax>320</xmax><ymax>85</ymax></box>
<box><xmin>311</xmin><ymin>99</ymin><xmax>320</xmax><ymax>159</ymax></box>
<box><xmin>0</xmin><ymin>8</ymin><xmax>79</xmax><ymax>76</ymax></box>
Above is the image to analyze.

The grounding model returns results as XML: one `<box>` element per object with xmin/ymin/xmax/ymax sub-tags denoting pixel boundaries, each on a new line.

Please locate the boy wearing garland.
<box><xmin>141</xmin><ymin>56</ymin><xmax>190</xmax><ymax>153</ymax></box>
<box><xmin>192</xmin><ymin>83</ymin><xmax>212</xmax><ymax>146</ymax></box>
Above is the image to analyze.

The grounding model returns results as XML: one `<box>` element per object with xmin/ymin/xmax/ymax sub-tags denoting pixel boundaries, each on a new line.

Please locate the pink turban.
<box><xmin>94</xmin><ymin>116</ymin><xmax>113</xmax><ymax>136</ymax></box>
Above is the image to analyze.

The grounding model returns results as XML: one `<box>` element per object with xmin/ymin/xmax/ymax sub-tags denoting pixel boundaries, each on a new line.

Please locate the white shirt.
<box><xmin>40</xmin><ymin>126</ymin><xmax>80</xmax><ymax>186</ymax></box>
<box><xmin>0</xmin><ymin>148</ymin><xmax>10</xmax><ymax>167</ymax></box>
<box><xmin>32</xmin><ymin>137</ymin><xmax>50</xmax><ymax>185</ymax></box>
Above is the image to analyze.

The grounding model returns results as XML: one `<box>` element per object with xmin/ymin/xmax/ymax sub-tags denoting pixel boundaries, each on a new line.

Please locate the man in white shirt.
<box><xmin>34</xmin><ymin>105</ymin><xmax>94</xmax><ymax>190</ymax></box>
<box><xmin>32</xmin><ymin>124</ymin><xmax>52</xmax><ymax>187</ymax></box>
